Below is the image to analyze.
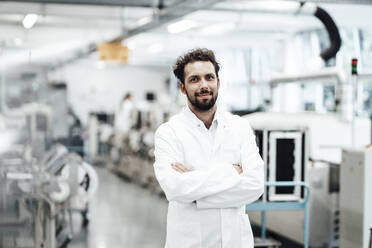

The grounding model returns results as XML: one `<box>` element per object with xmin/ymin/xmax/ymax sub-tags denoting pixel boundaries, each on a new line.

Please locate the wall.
<box><xmin>49</xmin><ymin>60</ymin><xmax>170</xmax><ymax>125</ymax></box>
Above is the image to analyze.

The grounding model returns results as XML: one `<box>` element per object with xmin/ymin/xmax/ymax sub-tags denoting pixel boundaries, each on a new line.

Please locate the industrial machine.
<box><xmin>244</xmin><ymin>112</ymin><xmax>371</xmax><ymax>247</ymax></box>
<box><xmin>87</xmin><ymin>112</ymin><xmax>115</xmax><ymax>163</ymax></box>
<box><xmin>0</xmin><ymin>105</ymin><xmax>98</xmax><ymax>248</ymax></box>
<box><xmin>0</xmin><ymin>143</ymin><xmax>98</xmax><ymax>248</ymax></box>
<box><xmin>109</xmin><ymin>95</ymin><xmax>173</xmax><ymax>195</ymax></box>
<box><xmin>339</xmin><ymin>147</ymin><xmax>372</xmax><ymax>248</ymax></box>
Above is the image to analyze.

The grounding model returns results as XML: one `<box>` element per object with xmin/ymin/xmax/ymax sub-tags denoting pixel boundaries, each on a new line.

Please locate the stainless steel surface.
<box><xmin>340</xmin><ymin>148</ymin><xmax>372</xmax><ymax>248</ymax></box>
<box><xmin>69</xmin><ymin>166</ymin><xmax>167</xmax><ymax>248</ymax></box>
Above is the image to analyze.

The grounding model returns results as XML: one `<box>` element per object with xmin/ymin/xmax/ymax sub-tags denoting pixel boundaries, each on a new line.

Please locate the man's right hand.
<box><xmin>233</xmin><ymin>164</ymin><xmax>243</xmax><ymax>174</ymax></box>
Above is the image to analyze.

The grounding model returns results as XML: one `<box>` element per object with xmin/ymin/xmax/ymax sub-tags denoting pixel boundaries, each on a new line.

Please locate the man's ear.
<box><xmin>217</xmin><ymin>78</ymin><xmax>220</xmax><ymax>90</ymax></box>
<box><xmin>179</xmin><ymin>82</ymin><xmax>186</xmax><ymax>95</ymax></box>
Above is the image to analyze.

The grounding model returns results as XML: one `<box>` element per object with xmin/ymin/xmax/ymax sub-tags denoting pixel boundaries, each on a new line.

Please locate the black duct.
<box><xmin>313</xmin><ymin>6</ymin><xmax>342</xmax><ymax>62</ymax></box>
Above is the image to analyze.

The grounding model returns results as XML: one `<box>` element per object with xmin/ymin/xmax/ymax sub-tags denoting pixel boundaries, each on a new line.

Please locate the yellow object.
<box><xmin>98</xmin><ymin>42</ymin><xmax>128</xmax><ymax>63</ymax></box>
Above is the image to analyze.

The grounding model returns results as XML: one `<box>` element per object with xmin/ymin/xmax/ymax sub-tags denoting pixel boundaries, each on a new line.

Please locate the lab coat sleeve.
<box><xmin>196</xmin><ymin>121</ymin><xmax>264</xmax><ymax>209</ymax></box>
<box><xmin>153</xmin><ymin>124</ymin><xmax>242</xmax><ymax>204</ymax></box>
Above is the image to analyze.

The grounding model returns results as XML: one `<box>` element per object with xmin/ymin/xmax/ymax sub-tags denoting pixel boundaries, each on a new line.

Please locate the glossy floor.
<box><xmin>69</xmin><ymin>166</ymin><xmax>167</xmax><ymax>248</ymax></box>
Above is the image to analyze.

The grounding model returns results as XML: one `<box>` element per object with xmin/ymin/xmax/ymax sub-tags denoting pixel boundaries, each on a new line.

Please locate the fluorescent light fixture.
<box><xmin>167</xmin><ymin>20</ymin><xmax>197</xmax><ymax>34</ymax></box>
<box><xmin>22</xmin><ymin>14</ymin><xmax>38</xmax><ymax>29</ymax></box>
<box><xmin>244</xmin><ymin>1</ymin><xmax>299</xmax><ymax>12</ymax></box>
<box><xmin>201</xmin><ymin>22</ymin><xmax>236</xmax><ymax>35</ymax></box>
<box><xmin>148</xmin><ymin>43</ymin><xmax>163</xmax><ymax>53</ymax></box>
<box><xmin>137</xmin><ymin>16</ymin><xmax>152</xmax><ymax>26</ymax></box>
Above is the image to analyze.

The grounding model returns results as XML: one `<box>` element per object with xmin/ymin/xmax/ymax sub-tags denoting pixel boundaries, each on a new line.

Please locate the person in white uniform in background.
<box><xmin>115</xmin><ymin>93</ymin><xmax>134</xmax><ymax>135</ymax></box>
<box><xmin>112</xmin><ymin>93</ymin><xmax>135</xmax><ymax>162</ymax></box>
<box><xmin>154</xmin><ymin>48</ymin><xmax>264</xmax><ymax>248</ymax></box>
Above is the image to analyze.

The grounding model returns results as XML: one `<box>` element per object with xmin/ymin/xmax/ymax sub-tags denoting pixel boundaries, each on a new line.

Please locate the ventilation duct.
<box><xmin>313</xmin><ymin>6</ymin><xmax>342</xmax><ymax>62</ymax></box>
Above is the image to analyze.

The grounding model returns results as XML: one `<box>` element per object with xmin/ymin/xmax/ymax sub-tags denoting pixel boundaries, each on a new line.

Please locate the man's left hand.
<box><xmin>233</xmin><ymin>164</ymin><xmax>243</xmax><ymax>174</ymax></box>
<box><xmin>171</xmin><ymin>162</ymin><xmax>189</xmax><ymax>173</ymax></box>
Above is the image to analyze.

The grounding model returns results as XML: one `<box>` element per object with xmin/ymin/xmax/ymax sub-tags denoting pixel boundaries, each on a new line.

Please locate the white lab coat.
<box><xmin>154</xmin><ymin>106</ymin><xmax>264</xmax><ymax>248</ymax></box>
<box><xmin>115</xmin><ymin>99</ymin><xmax>134</xmax><ymax>134</ymax></box>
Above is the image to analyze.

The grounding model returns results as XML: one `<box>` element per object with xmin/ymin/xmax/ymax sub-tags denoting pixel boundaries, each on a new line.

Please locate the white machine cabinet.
<box><xmin>340</xmin><ymin>147</ymin><xmax>372</xmax><ymax>248</ymax></box>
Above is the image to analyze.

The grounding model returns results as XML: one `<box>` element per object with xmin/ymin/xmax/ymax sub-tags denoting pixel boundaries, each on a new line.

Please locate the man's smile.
<box><xmin>199</xmin><ymin>94</ymin><xmax>211</xmax><ymax>99</ymax></box>
<box><xmin>195</xmin><ymin>91</ymin><xmax>212</xmax><ymax>97</ymax></box>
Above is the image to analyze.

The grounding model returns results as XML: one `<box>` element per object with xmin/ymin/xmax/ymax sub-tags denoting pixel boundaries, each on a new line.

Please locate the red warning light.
<box><xmin>352</xmin><ymin>58</ymin><xmax>358</xmax><ymax>75</ymax></box>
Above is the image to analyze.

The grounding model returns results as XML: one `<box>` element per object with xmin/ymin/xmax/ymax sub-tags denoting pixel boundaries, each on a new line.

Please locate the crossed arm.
<box><xmin>153</xmin><ymin>123</ymin><xmax>264</xmax><ymax>209</ymax></box>
<box><xmin>171</xmin><ymin>161</ymin><xmax>243</xmax><ymax>175</ymax></box>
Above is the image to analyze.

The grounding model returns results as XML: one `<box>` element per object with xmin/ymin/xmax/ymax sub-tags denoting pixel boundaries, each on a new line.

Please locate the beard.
<box><xmin>185</xmin><ymin>88</ymin><xmax>218</xmax><ymax>111</ymax></box>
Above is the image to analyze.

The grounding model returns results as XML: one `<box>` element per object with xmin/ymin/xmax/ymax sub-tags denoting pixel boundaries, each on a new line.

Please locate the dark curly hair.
<box><xmin>173</xmin><ymin>48</ymin><xmax>220</xmax><ymax>83</ymax></box>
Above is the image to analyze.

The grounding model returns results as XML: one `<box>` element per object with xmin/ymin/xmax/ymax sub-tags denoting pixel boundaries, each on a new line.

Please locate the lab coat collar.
<box><xmin>183</xmin><ymin>104</ymin><xmax>225</xmax><ymax>129</ymax></box>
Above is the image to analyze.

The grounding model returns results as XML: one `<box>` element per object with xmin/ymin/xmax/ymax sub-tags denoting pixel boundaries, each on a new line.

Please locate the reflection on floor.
<box><xmin>69</xmin><ymin>166</ymin><xmax>167</xmax><ymax>248</ymax></box>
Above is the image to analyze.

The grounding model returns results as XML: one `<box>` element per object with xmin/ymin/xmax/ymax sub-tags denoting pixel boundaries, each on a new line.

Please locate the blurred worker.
<box><xmin>115</xmin><ymin>93</ymin><xmax>134</xmax><ymax>134</ymax></box>
<box><xmin>112</xmin><ymin>93</ymin><xmax>135</xmax><ymax>161</ymax></box>
<box><xmin>153</xmin><ymin>48</ymin><xmax>264</xmax><ymax>248</ymax></box>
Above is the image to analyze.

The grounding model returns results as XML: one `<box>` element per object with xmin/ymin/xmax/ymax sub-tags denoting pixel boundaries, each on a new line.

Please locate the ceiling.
<box><xmin>1</xmin><ymin>0</ymin><xmax>372</xmax><ymax>70</ymax></box>
<box><xmin>2</xmin><ymin>0</ymin><xmax>372</xmax><ymax>6</ymax></box>
<box><xmin>0</xmin><ymin>0</ymin><xmax>183</xmax><ymax>8</ymax></box>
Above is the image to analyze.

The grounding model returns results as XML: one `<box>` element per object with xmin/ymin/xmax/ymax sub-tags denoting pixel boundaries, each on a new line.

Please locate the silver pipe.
<box><xmin>206</xmin><ymin>3</ymin><xmax>316</xmax><ymax>16</ymax></box>
<box><xmin>0</xmin><ymin>71</ymin><xmax>4</xmax><ymax>114</ymax></box>
<box><xmin>110</xmin><ymin>0</ymin><xmax>226</xmax><ymax>42</ymax></box>
<box><xmin>270</xmin><ymin>67</ymin><xmax>346</xmax><ymax>86</ymax></box>
<box><xmin>0</xmin><ymin>44</ymin><xmax>3</xmax><ymax>114</ymax></box>
<box><xmin>351</xmin><ymin>75</ymin><xmax>357</xmax><ymax>147</ymax></box>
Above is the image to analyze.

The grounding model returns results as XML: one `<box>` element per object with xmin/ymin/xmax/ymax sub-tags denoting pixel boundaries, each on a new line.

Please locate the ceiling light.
<box><xmin>201</xmin><ymin>23</ymin><xmax>236</xmax><ymax>35</ymax></box>
<box><xmin>167</xmin><ymin>20</ymin><xmax>197</xmax><ymax>34</ymax></box>
<box><xmin>244</xmin><ymin>1</ymin><xmax>299</xmax><ymax>12</ymax></box>
<box><xmin>22</xmin><ymin>14</ymin><xmax>38</xmax><ymax>29</ymax></box>
<box><xmin>137</xmin><ymin>16</ymin><xmax>152</xmax><ymax>26</ymax></box>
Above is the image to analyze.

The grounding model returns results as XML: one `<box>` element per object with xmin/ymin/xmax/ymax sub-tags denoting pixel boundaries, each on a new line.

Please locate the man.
<box><xmin>154</xmin><ymin>48</ymin><xmax>264</xmax><ymax>248</ymax></box>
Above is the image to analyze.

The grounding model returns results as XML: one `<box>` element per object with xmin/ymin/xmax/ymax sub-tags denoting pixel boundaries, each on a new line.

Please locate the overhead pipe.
<box><xmin>4</xmin><ymin>0</ymin><xmax>341</xmax><ymax>69</ymax></box>
<box><xmin>0</xmin><ymin>0</ymin><xmax>155</xmax><ymax>8</ymax></box>
<box><xmin>59</xmin><ymin>0</ymin><xmax>224</xmax><ymax>66</ymax></box>
<box><xmin>0</xmin><ymin>0</ymin><xmax>222</xmax><ymax>72</ymax></box>
<box><xmin>208</xmin><ymin>2</ymin><xmax>342</xmax><ymax>63</ymax></box>
<box><xmin>109</xmin><ymin>0</ymin><xmax>224</xmax><ymax>43</ymax></box>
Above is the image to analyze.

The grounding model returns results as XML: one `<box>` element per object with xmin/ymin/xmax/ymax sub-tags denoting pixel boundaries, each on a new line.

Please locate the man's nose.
<box><xmin>200</xmin><ymin>78</ymin><xmax>208</xmax><ymax>88</ymax></box>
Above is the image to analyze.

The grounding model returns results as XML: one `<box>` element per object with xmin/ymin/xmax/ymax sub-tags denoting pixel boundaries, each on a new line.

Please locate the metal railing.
<box><xmin>246</xmin><ymin>181</ymin><xmax>310</xmax><ymax>248</ymax></box>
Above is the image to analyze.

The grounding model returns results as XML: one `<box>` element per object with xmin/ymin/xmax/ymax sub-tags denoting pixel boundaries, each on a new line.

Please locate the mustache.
<box><xmin>195</xmin><ymin>89</ymin><xmax>212</xmax><ymax>96</ymax></box>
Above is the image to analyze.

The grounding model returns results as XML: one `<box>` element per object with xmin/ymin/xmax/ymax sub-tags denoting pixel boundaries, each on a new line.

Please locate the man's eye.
<box><xmin>206</xmin><ymin>75</ymin><xmax>215</xmax><ymax>80</ymax></box>
<box><xmin>190</xmin><ymin>77</ymin><xmax>198</xmax><ymax>82</ymax></box>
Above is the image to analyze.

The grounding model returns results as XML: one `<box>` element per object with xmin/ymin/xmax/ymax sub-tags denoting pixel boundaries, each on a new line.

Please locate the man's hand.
<box><xmin>171</xmin><ymin>162</ymin><xmax>189</xmax><ymax>173</ymax></box>
<box><xmin>233</xmin><ymin>164</ymin><xmax>243</xmax><ymax>174</ymax></box>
